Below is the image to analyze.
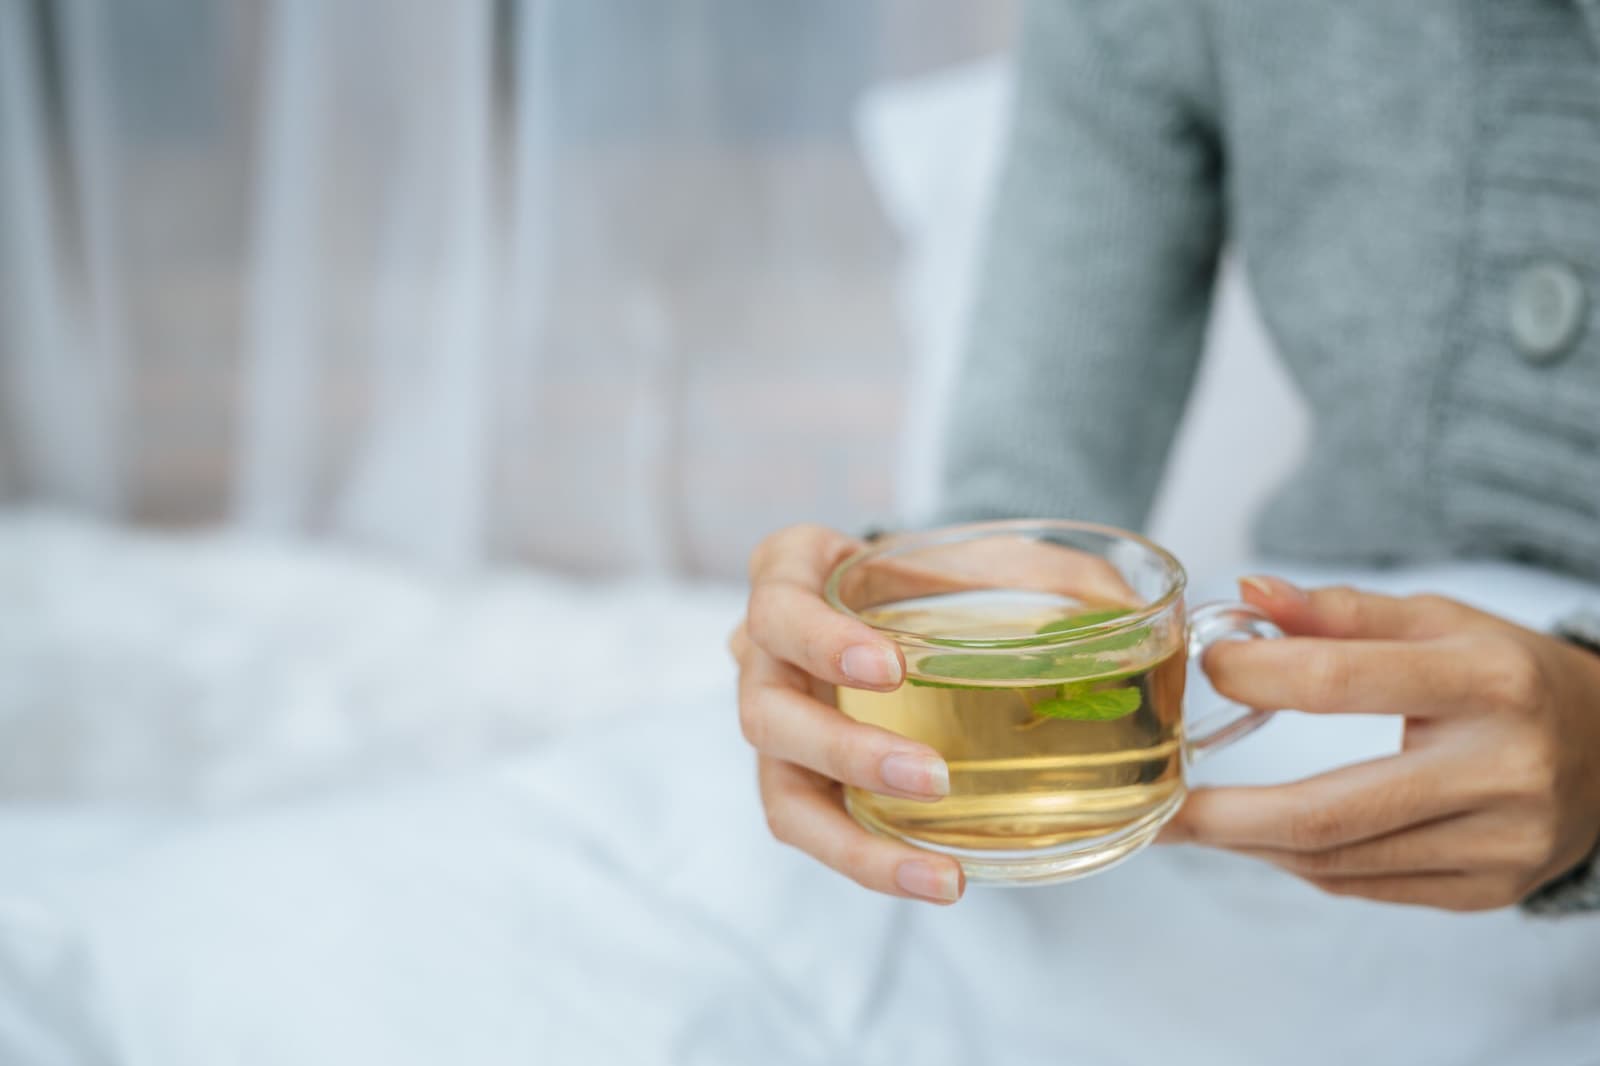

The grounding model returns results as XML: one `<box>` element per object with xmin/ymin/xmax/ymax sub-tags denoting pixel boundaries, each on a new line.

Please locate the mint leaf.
<box><xmin>915</xmin><ymin>650</ymin><xmax>1128</xmax><ymax>684</ymax></box>
<box><xmin>1034</xmin><ymin>607</ymin><xmax>1132</xmax><ymax>636</ymax></box>
<box><xmin>916</xmin><ymin>653</ymin><xmax>1053</xmax><ymax>681</ymax></box>
<box><xmin>1068</xmin><ymin>628</ymin><xmax>1151</xmax><ymax>657</ymax></box>
<box><xmin>1036</xmin><ymin>609</ymin><xmax>1148</xmax><ymax>657</ymax></box>
<box><xmin>1032</xmin><ymin>653</ymin><xmax>1122</xmax><ymax>679</ymax></box>
<box><xmin>1031</xmin><ymin>687</ymin><xmax>1141</xmax><ymax>722</ymax></box>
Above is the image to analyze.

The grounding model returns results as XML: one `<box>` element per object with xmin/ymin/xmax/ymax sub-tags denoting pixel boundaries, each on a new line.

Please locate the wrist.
<box><xmin>1523</xmin><ymin>609</ymin><xmax>1600</xmax><ymax>915</ymax></box>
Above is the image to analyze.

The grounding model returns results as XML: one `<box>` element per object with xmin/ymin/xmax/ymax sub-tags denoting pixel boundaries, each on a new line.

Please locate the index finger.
<box><xmin>836</xmin><ymin>535</ymin><xmax>1142</xmax><ymax>613</ymax></box>
<box><xmin>746</xmin><ymin>526</ymin><xmax>905</xmax><ymax>690</ymax></box>
<box><xmin>748</xmin><ymin>524</ymin><xmax>864</xmax><ymax>587</ymax></box>
<box><xmin>745</xmin><ymin>525</ymin><xmax>1140</xmax><ymax>690</ymax></box>
<box><xmin>1237</xmin><ymin>580</ymin><xmax>1497</xmax><ymax>641</ymax></box>
<box><xmin>1170</xmin><ymin>751</ymin><xmax>1471</xmax><ymax>851</ymax></box>
<box><xmin>1203</xmin><ymin>636</ymin><xmax>1490</xmax><ymax>718</ymax></box>
<box><xmin>856</xmin><ymin>537</ymin><xmax>1141</xmax><ymax>609</ymax></box>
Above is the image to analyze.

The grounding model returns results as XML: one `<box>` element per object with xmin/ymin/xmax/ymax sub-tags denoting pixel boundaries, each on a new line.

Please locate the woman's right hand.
<box><xmin>728</xmin><ymin>524</ymin><xmax>965</xmax><ymax>904</ymax></box>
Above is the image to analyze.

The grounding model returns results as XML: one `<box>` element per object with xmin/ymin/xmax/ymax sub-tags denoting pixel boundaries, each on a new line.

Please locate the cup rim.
<box><xmin>823</xmin><ymin>518</ymin><xmax>1188</xmax><ymax>650</ymax></box>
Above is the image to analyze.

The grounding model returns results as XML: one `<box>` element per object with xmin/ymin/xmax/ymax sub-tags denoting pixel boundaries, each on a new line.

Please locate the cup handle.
<box><xmin>1184</xmin><ymin>600</ymin><xmax>1284</xmax><ymax>763</ymax></box>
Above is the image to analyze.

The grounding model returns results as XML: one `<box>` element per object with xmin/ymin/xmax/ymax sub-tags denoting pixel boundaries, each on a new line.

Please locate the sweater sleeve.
<box><xmin>933</xmin><ymin>0</ymin><xmax>1225</xmax><ymax>530</ymax></box>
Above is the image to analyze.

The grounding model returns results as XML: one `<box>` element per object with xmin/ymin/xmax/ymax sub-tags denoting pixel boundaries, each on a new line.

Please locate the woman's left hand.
<box><xmin>1165</xmin><ymin>577</ymin><xmax>1600</xmax><ymax>911</ymax></box>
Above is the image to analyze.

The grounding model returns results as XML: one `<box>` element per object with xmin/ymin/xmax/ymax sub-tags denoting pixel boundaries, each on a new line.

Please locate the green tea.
<box><xmin>837</xmin><ymin>591</ymin><xmax>1186</xmax><ymax>852</ymax></box>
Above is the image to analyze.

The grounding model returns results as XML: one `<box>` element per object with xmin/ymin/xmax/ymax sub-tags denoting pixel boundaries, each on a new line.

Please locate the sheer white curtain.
<box><xmin>0</xmin><ymin>0</ymin><xmax>1016</xmax><ymax>576</ymax></box>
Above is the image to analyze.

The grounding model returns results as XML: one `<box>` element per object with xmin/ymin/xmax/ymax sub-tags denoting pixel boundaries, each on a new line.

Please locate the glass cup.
<box><xmin>824</xmin><ymin>519</ymin><xmax>1282</xmax><ymax>885</ymax></box>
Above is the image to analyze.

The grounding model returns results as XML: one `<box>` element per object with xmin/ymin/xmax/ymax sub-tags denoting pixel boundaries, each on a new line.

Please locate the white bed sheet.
<box><xmin>3</xmin><ymin>515</ymin><xmax>1600</xmax><ymax>1064</ymax></box>
<box><xmin>0</xmin><ymin>510</ymin><xmax>744</xmax><ymax>810</ymax></box>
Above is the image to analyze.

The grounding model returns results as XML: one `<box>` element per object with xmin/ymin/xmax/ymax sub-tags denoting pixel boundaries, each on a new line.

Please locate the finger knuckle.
<box><xmin>1288</xmin><ymin>803</ymin><xmax>1346</xmax><ymax>849</ymax></box>
<box><xmin>737</xmin><ymin>693</ymin><xmax>769</xmax><ymax>751</ymax></box>
<box><xmin>727</xmin><ymin>622</ymin><xmax>751</xmax><ymax>663</ymax></box>
<box><xmin>1285</xmin><ymin>848</ymin><xmax>1341</xmax><ymax>877</ymax></box>
<box><xmin>1479</xmin><ymin>638</ymin><xmax>1545</xmax><ymax>715</ymax></box>
<box><xmin>1490</xmin><ymin>873</ymin><xmax>1530</xmax><ymax>910</ymax></box>
<box><xmin>1508</xmin><ymin>735</ymin><xmax>1562</xmax><ymax>802</ymax></box>
<box><xmin>803</xmin><ymin>626</ymin><xmax>847</xmax><ymax>680</ymax></box>
<box><xmin>1436</xmin><ymin>894</ymin><xmax>1488</xmax><ymax>913</ymax></box>
<box><xmin>1304</xmin><ymin>646</ymin><xmax>1354</xmax><ymax>709</ymax></box>
<box><xmin>747</xmin><ymin>533</ymin><xmax>778</xmax><ymax>584</ymax></box>
<box><xmin>1509</xmin><ymin>821</ymin><xmax>1562</xmax><ymax>871</ymax></box>
<box><xmin>1532</xmin><ymin>736</ymin><xmax>1565</xmax><ymax>795</ymax></box>
<box><xmin>744</xmin><ymin>584</ymin><xmax>783</xmax><ymax>649</ymax></box>
<box><xmin>822</xmin><ymin>728</ymin><xmax>861</xmax><ymax>784</ymax></box>
<box><xmin>837</xmin><ymin>837</ymin><xmax>880</xmax><ymax>885</ymax></box>
<box><xmin>1308</xmin><ymin>876</ymin><xmax>1357</xmax><ymax>900</ymax></box>
<box><xmin>1320</xmin><ymin>585</ymin><xmax>1365</xmax><ymax>629</ymax></box>
<box><xmin>749</xmin><ymin>526</ymin><xmax>803</xmax><ymax>581</ymax></box>
<box><xmin>752</xmin><ymin>525</ymin><xmax>822</xmax><ymax>580</ymax></box>
<box><xmin>763</xmin><ymin>801</ymin><xmax>795</xmax><ymax>846</ymax></box>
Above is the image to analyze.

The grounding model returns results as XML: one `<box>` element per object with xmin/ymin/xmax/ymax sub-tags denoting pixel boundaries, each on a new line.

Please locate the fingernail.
<box><xmin>895</xmin><ymin>860</ymin><xmax>962</xmax><ymax>903</ymax></box>
<box><xmin>879</xmin><ymin>751</ymin><xmax>950</xmax><ymax>798</ymax></box>
<box><xmin>841</xmin><ymin>643</ymin><xmax>902</xmax><ymax>687</ymax></box>
<box><xmin>1241</xmin><ymin>575</ymin><xmax>1307</xmax><ymax>602</ymax></box>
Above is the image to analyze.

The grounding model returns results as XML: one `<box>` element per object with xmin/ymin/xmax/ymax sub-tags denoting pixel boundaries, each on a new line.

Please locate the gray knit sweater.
<box><xmin>937</xmin><ymin>1</ymin><xmax>1600</xmax><ymax>911</ymax></box>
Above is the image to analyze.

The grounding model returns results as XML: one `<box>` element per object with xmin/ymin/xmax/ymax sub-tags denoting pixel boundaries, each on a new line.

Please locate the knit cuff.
<box><xmin>1524</xmin><ymin>847</ymin><xmax>1600</xmax><ymax>915</ymax></box>
<box><xmin>1521</xmin><ymin>608</ymin><xmax>1600</xmax><ymax>916</ymax></box>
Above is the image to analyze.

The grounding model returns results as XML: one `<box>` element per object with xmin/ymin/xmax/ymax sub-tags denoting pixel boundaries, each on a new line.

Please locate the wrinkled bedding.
<box><xmin>3</xmin><ymin>512</ymin><xmax>1600</xmax><ymax>1064</ymax></box>
<box><xmin>0</xmin><ymin>511</ymin><xmax>742</xmax><ymax>809</ymax></box>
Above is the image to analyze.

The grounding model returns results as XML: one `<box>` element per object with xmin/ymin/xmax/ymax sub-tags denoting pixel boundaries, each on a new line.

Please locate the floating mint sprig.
<box><xmin>1037</xmin><ymin>608</ymin><xmax>1150</xmax><ymax>655</ymax></box>
<box><xmin>911</xmin><ymin>651</ymin><xmax>1123</xmax><ymax>686</ymax></box>
<box><xmin>1034</xmin><ymin>607</ymin><xmax>1133</xmax><ymax>635</ymax></box>
<box><xmin>905</xmin><ymin>606</ymin><xmax>1150</xmax><ymax>692</ymax></box>
<box><xmin>1031</xmin><ymin>685</ymin><xmax>1141</xmax><ymax>722</ymax></box>
<box><xmin>913</xmin><ymin>653</ymin><xmax>1043</xmax><ymax>681</ymax></box>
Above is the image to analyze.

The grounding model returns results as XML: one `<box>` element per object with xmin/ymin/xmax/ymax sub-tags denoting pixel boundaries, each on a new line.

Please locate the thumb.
<box><xmin>1235</xmin><ymin>576</ymin><xmax>1460</xmax><ymax>640</ymax></box>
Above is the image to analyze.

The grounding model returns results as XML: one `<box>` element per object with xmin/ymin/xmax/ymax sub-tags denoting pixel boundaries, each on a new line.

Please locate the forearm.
<box><xmin>934</xmin><ymin>0</ymin><xmax>1224</xmax><ymax>530</ymax></box>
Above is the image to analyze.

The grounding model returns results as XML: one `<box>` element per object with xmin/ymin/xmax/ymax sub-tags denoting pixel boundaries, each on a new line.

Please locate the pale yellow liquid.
<box><xmin>838</xmin><ymin>592</ymin><xmax>1186</xmax><ymax>852</ymax></box>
